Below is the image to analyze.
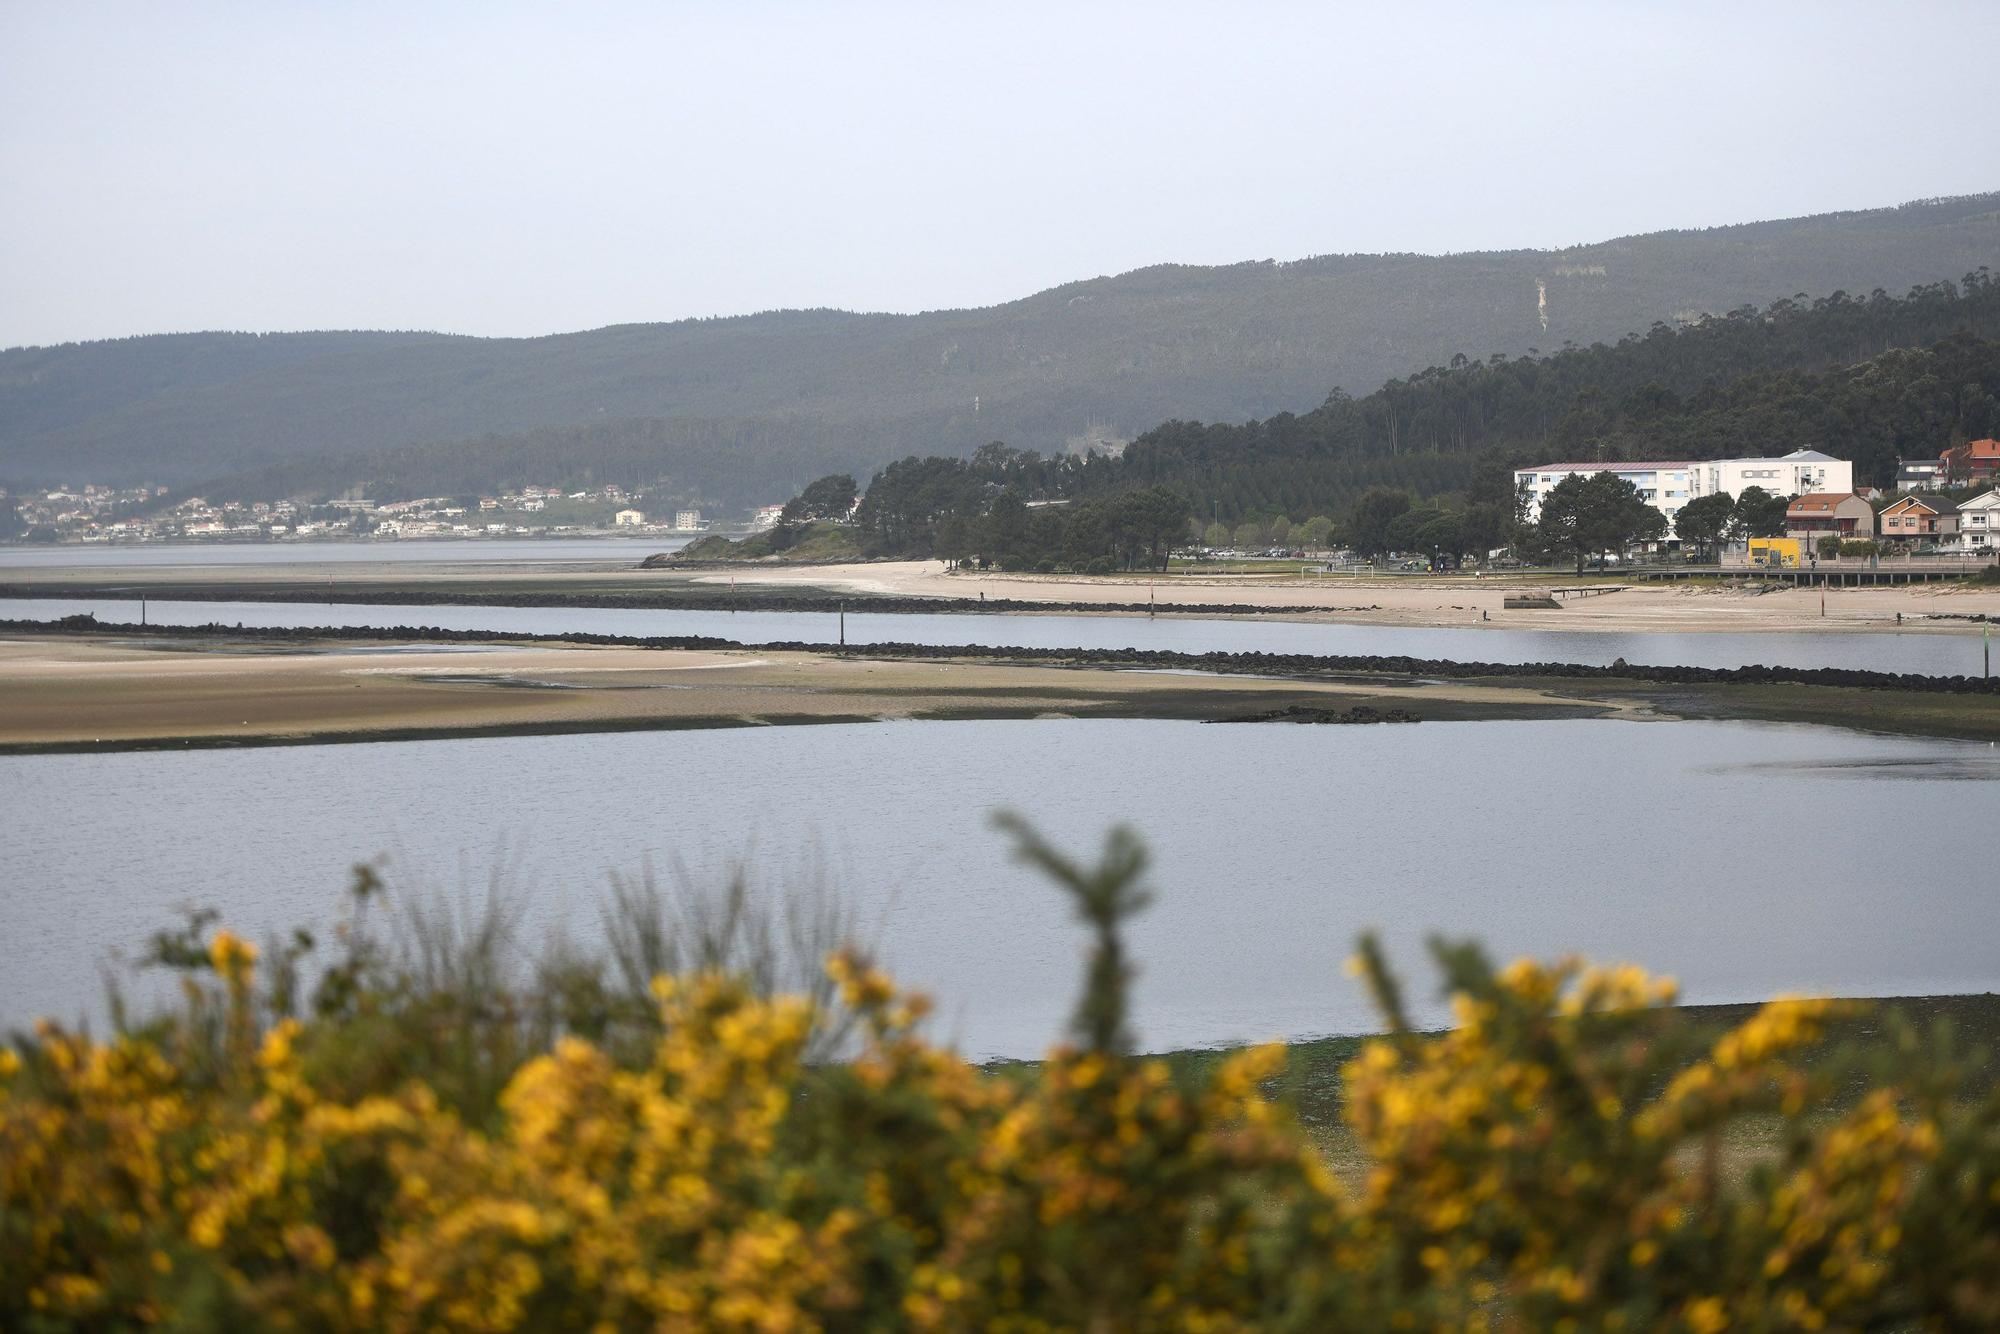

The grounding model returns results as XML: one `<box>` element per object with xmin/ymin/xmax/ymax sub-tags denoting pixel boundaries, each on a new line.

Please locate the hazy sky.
<box><xmin>3</xmin><ymin>0</ymin><xmax>1995</xmax><ymax>348</ymax></box>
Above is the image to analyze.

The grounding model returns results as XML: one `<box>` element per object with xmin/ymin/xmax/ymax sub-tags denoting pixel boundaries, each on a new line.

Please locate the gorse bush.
<box><xmin>3</xmin><ymin>824</ymin><xmax>1997</xmax><ymax>1330</ymax></box>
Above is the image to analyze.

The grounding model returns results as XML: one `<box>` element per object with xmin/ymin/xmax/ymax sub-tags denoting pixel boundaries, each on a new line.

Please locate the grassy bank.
<box><xmin>670</xmin><ymin>519</ymin><xmax>863</xmax><ymax>563</ymax></box>
<box><xmin>1135</xmin><ymin>993</ymin><xmax>2000</xmax><ymax>1187</ymax></box>
<box><xmin>1559</xmin><ymin>676</ymin><xmax>2000</xmax><ymax>743</ymax></box>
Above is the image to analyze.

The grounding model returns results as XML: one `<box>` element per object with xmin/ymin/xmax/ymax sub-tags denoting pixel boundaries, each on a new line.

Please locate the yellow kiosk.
<box><xmin>1746</xmin><ymin>537</ymin><xmax>1801</xmax><ymax>568</ymax></box>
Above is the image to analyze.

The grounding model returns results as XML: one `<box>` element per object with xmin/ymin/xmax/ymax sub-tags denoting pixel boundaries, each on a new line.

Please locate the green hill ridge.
<box><xmin>2</xmin><ymin>194</ymin><xmax>1995</xmax><ymax>508</ymax></box>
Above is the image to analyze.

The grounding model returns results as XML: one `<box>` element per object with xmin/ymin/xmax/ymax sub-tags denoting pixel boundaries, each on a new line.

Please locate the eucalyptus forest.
<box><xmin>754</xmin><ymin>272</ymin><xmax>2000</xmax><ymax>570</ymax></box>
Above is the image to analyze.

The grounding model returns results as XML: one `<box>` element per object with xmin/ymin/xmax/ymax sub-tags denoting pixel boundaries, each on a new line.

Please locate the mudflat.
<box><xmin>0</xmin><ymin>634</ymin><xmax>1611</xmax><ymax>752</ymax></box>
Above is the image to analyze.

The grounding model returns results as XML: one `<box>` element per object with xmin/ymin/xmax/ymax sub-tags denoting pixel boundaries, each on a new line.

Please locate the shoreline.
<box><xmin>6</xmin><ymin>619</ymin><xmax>1999</xmax><ymax>753</ymax></box>
<box><xmin>5</xmin><ymin>557</ymin><xmax>1999</xmax><ymax>635</ymax></box>
<box><xmin>12</xmin><ymin>615</ymin><xmax>1998</xmax><ymax>689</ymax></box>
<box><xmin>1136</xmin><ymin>992</ymin><xmax>2000</xmax><ymax>1179</ymax></box>
<box><xmin>0</xmin><ymin>580</ymin><xmax>1384</xmax><ymax>621</ymax></box>
<box><xmin>0</xmin><ymin>628</ymin><xmax>1615</xmax><ymax>755</ymax></box>
<box><xmin>1071</xmin><ymin>991</ymin><xmax>2000</xmax><ymax>1064</ymax></box>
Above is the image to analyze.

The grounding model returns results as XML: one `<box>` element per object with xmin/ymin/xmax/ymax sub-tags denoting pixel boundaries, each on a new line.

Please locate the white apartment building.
<box><xmin>1514</xmin><ymin>460</ymin><xmax>1698</xmax><ymax>526</ymax></box>
<box><xmin>1959</xmin><ymin>490</ymin><xmax>2000</xmax><ymax>551</ymax></box>
<box><xmin>674</xmin><ymin>509</ymin><xmax>704</xmax><ymax>531</ymax></box>
<box><xmin>1690</xmin><ymin>450</ymin><xmax>1851</xmax><ymax>503</ymax></box>
<box><xmin>1514</xmin><ymin>450</ymin><xmax>1853</xmax><ymax>531</ymax></box>
<box><xmin>613</xmin><ymin>509</ymin><xmax>646</xmax><ymax>527</ymax></box>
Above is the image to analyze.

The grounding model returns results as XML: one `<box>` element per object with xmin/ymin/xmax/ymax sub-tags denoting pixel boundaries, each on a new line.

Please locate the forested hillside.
<box><xmin>3</xmin><ymin>194</ymin><xmax>1996</xmax><ymax>506</ymax></box>
<box><xmin>199</xmin><ymin>415</ymin><xmax>908</xmax><ymax>513</ymax></box>
<box><xmin>807</xmin><ymin>277</ymin><xmax>2000</xmax><ymax>569</ymax></box>
<box><xmin>1107</xmin><ymin>272</ymin><xmax>2000</xmax><ymax>518</ymax></box>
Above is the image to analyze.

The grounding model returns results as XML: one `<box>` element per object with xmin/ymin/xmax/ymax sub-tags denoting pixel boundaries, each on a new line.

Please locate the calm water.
<box><xmin>0</xmin><ymin>535</ymin><xmax>692</xmax><ymax>568</ymax></box>
<box><xmin>4</xmin><ymin>594</ymin><xmax>1990</xmax><ymax>675</ymax></box>
<box><xmin>3</xmin><ymin>719</ymin><xmax>1994</xmax><ymax>1059</ymax></box>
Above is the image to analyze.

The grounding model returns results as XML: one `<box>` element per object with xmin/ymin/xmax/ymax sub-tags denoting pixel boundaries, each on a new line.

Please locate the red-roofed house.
<box><xmin>1785</xmin><ymin>493</ymin><xmax>1874</xmax><ymax>540</ymax></box>
<box><xmin>1941</xmin><ymin>439</ymin><xmax>2000</xmax><ymax>485</ymax></box>
<box><xmin>1878</xmin><ymin>494</ymin><xmax>1960</xmax><ymax>546</ymax></box>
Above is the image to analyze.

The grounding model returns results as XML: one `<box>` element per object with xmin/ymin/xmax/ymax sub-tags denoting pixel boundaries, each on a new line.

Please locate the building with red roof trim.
<box><xmin>1785</xmin><ymin>492</ymin><xmax>1874</xmax><ymax>540</ymax></box>
<box><xmin>1941</xmin><ymin>439</ymin><xmax>2000</xmax><ymax>485</ymax></box>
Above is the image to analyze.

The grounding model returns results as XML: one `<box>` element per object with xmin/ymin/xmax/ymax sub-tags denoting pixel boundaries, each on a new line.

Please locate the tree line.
<box><xmin>846</xmin><ymin>449</ymin><xmax>1189</xmax><ymax>571</ymax></box>
<box><xmin>1098</xmin><ymin>272</ymin><xmax>2000</xmax><ymax>520</ymax></box>
<box><xmin>773</xmin><ymin>444</ymin><xmax>1835</xmax><ymax>578</ymax></box>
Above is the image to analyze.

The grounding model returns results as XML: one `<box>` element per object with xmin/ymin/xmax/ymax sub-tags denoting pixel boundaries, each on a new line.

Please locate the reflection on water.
<box><xmin>5</xmin><ymin>595</ymin><xmax>1990</xmax><ymax>676</ymax></box>
<box><xmin>3</xmin><ymin>719</ymin><xmax>1994</xmax><ymax>1059</ymax></box>
<box><xmin>1701</xmin><ymin>752</ymin><xmax>2000</xmax><ymax>781</ymax></box>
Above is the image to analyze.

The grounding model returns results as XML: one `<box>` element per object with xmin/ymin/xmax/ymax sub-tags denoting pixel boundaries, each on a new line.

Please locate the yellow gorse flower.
<box><xmin>208</xmin><ymin>929</ymin><xmax>259</xmax><ymax>983</ymax></box>
<box><xmin>2</xmin><ymin>907</ymin><xmax>1995</xmax><ymax>1330</ymax></box>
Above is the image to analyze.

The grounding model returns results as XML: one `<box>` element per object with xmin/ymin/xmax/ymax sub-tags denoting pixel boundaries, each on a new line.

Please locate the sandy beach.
<box><xmin>10</xmin><ymin>553</ymin><xmax>1995</xmax><ymax>634</ymax></box>
<box><xmin>0</xmin><ymin>633</ymin><xmax>1608</xmax><ymax>752</ymax></box>
<box><xmin>696</xmin><ymin>561</ymin><xmax>2000</xmax><ymax>633</ymax></box>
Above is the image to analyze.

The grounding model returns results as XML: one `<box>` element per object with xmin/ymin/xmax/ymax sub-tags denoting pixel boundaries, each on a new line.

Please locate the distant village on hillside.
<box><xmin>0</xmin><ymin>482</ymin><xmax>746</xmax><ymax>546</ymax></box>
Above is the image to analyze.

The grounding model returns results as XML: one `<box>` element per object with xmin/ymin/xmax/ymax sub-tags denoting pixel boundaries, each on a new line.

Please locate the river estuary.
<box><xmin>6</xmin><ymin>595</ymin><xmax>1995</xmax><ymax>676</ymax></box>
<box><xmin>3</xmin><ymin>718</ymin><xmax>1994</xmax><ymax>1059</ymax></box>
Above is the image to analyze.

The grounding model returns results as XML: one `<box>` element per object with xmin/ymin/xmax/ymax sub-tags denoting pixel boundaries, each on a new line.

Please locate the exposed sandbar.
<box><xmin>0</xmin><ymin>633</ymin><xmax>1610</xmax><ymax>753</ymax></box>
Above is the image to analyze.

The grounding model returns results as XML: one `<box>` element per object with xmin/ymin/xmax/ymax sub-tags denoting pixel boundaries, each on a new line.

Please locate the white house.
<box><xmin>750</xmin><ymin>504</ymin><xmax>786</xmax><ymax>531</ymax></box>
<box><xmin>1958</xmin><ymin>489</ymin><xmax>2000</xmax><ymax>551</ymax></box>
<box><xmin>1514</xmin><ymin>450</ymin><xmax>1853</xmax><ymax>530</ymax></box>
<box><xmin>1897</xmin><ymin>457</ymin><xmax>1948</xmax><ymax>491</ymax></box>
<box><xmin>613</xmin><ymin>509</ymin><xmax>646</xmax><ymax>527</ymax></box>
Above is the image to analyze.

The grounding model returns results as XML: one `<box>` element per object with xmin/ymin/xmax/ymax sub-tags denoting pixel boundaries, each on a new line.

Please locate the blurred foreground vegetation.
<box><xmin>4</xmin><ymin>825</ymin><xmax>1996</xmax><ymax>1330</ymax></box>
